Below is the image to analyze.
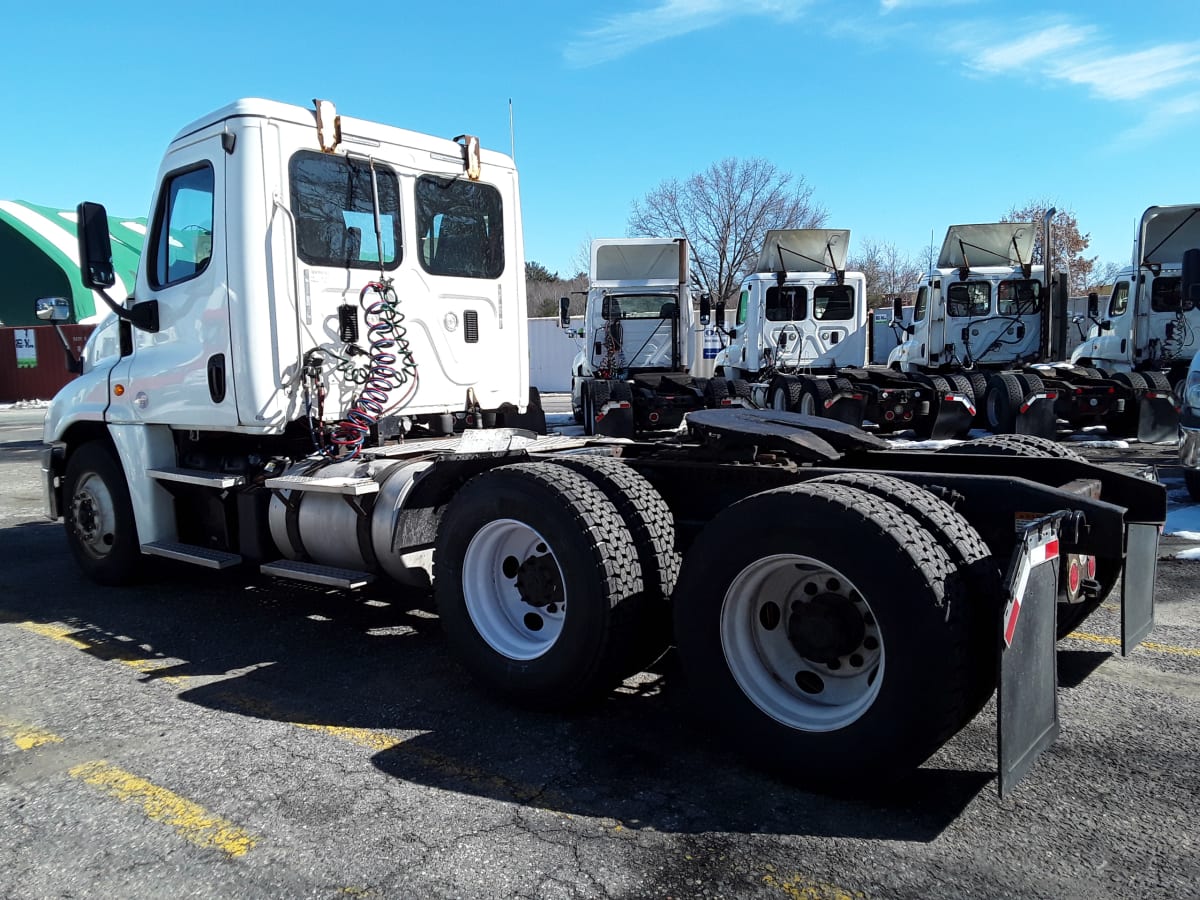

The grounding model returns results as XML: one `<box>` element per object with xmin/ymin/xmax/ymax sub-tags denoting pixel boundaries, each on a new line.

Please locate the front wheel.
<box><xmin>62</xmin><ymin>441</ymin><xmax>141</xmax><ymax>585</ymax></box>
<box><xmin>673</xmin><ymin>482</ymin><xmax>973</xmax><ymax>784</ymax></box>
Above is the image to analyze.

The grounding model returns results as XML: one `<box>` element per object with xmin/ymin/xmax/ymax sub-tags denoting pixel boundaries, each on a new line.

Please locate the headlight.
<box><xmin>1186</xmin><ymin>369</ymin><xmax>1200</xmax><ymax>411</ymax></box>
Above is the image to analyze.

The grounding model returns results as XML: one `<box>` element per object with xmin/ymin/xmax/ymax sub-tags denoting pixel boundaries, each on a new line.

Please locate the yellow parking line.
<box><xmin>0</xmin><ymin>718</ymin><xmax>64</xmax><ymax>751</ymax></box>
<box><xmin>15</xmin><ymin>621</ymin><xmax>188</xmax><ymax>683</ymax></box>
<box><xmin>1068</xmin><ymin>631</ymin><xmax>1200</xmax><ymax>658</ymax></box>
<box><xmin>68</xmin><ymin>760</ymin><xmax>257</xmax><ymax>858</ymax></box>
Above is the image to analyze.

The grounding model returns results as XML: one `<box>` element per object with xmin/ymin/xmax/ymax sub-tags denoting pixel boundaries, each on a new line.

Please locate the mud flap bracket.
<box><xmin>1015</xmin><ymin>393</ymin><xmax>1057</xmax><ymax>438</ymax></box>
<box><xmin>997</xmin><ymin>514</ymin><xmax>1065</xmax><ymax>799</ymax></box>
<box><xmin>925</xmin><ymin>394</ymin><xmax>974</xmax><ymax>439</ymax></box>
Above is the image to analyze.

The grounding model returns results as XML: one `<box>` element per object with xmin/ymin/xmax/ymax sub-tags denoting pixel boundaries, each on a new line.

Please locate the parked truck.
<box><xmin>36</xmin><ymin>98</ymin><xmax>1167</xmax><ymax>795</ymax></box>
<box><xmin>566</xmin><ymin>238</ymin><xmax>731</xmax><ymax>438</ymax></box>
<box><xmin>1069</xmin><ymin>204</ymin><xmax>1200</xmax><ymax>440</ymax></box>
<box><xmin>713</xmin><ymin>229</ymin><xmax>974</xmax><ymax>438</ymax></box>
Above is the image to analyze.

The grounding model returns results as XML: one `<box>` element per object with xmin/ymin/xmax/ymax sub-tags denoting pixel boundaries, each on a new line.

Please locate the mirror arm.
<box><xmin>49</xmin><ymin>324</ymin><xmax>83</xmax><ymax>374</ymax></box>
<box><xmin>94</xmin><ymin>286</ymin><xmax>159</xmax><ymax>333</ymax></box>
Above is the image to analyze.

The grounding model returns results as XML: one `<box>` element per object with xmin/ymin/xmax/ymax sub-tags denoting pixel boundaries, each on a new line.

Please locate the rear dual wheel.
<box><xmin>672</xmin><ymin>482</ymin><xmax>977</xmax><ymax>783</ymax></box>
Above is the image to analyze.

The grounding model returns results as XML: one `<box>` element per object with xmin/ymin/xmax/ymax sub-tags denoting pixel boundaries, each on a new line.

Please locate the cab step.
<box><xmin>142</xmin><ymin>541</ymin><xmax>243</xmax><ymax>569</ymax></box>
<box><xmin>259</xmin><ymin>560</ymin><xmax>375</xmax><ymax>589</ymax></box>
<box><xmin>148</xmin><ymin>467</ymin><xmax>245</xmax><ymax>488</ymax></box>
<box><xmin>264</xmin><ymin>474</ymin><xmax>379</xmax><ymax>495</ymax></box>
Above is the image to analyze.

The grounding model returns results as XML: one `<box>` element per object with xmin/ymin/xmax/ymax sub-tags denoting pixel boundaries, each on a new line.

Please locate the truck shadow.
<box><xmin>3</xmin><ymin>532</ymin><xmax>991</xmax><ymax>841</ymax></box>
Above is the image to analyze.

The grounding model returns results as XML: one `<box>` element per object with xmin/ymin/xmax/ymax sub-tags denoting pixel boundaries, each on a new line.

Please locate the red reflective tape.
<box><xmin>1044</xmin><ymin>538</ymin><xmax>1059</xmax><ymax>562</ymax></box>
<box><xmin>1004</xmin><ymin>596</ymin><xmax>1021</xmax><ymax>646</ymax></box>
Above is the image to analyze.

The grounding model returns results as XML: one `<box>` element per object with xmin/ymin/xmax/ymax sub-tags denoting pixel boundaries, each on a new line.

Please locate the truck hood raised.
<box><xmin>754</xmin><ymin>229</ymin><xmax>850</xmax><ymax>274</ymax></box>
<box><xmin>1138</xmin><ymin>205</ymin><xmax>1200</xmax><ymax>268</ymax></box>
<box><xmin>938</xmin><ymin>223</ymin><xmax>1035</xmax><ymax>269</ymax></box>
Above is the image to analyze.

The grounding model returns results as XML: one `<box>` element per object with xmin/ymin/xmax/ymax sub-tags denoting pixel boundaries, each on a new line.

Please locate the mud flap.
<box><xmin>923</xmin><ymin>394</ymin><xmax>973</xmax><ymax>440</ymax></box>
<box><xmin>827</xmin><ymin>395</ymin><xmax>867</xmax><ymax>427</ymax></box>
<box><xmin>997</xmin><ymin>516</ymin><xmax>1063</xmax><ymax>799</ymax></box>
<box><xmin>1136</xmin><ymin>394</ymin><xmax>1178</xmax><ymax>444</ymax></box>
<box><xmin>1015</xmin><ymin>396</ymin><xmax>1056</xmax><ymax>439</ymax></box>
<box><xmin>1121</xmin><ymin>522</ymin><xmax>1158</xmax><ymax>654</ymax></box>
<box><xmin>495</xmin><ymin>387</ymin><xmax>548</xmax><ymax>436</ymax></box>
<box><xmin>594</xmin><ymin>402</ymin><xmax>635</xmax><ymax>439</ymax></box>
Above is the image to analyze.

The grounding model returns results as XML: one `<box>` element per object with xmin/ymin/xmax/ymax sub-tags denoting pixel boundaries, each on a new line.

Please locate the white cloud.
<box><xmin>564</xmin><ymin>0</ymin><xmax>808</xmax><ymax>67</ymax></box>
<box><xmin>1052</xmin><ymin>43</ymin><xmax>1200</xmax><ymax>101</ymax></box>
<box><xmin>952</xmin><ymin>17</ymin><xmax>1200</xmax><ymax>110</ymax></box>
<box><xmin>880</xmin><ymin>0</ymin><xmax>977</xmax><ymax>13</ymax></box>
<box><xmin>1111</xmin><ymin>91</ymin><xmax>1200</xmax><ymax>150</ymax></box>
<box><xmin>970</xmin><ymin>24</ymin><xmax>1092</xmax><ymax>74</ymax></box>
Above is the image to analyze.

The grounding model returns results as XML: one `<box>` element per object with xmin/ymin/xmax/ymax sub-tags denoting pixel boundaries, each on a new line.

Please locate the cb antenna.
<box><xmin>509</xmin><ymin>98</ymin><xmax>516</xmax><ymax>162</ymax></box>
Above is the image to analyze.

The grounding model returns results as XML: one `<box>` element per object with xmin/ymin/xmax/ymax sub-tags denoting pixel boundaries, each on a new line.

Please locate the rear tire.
<box><xmin>63</xmin><ymin>442</ymin><xmax>141</xmax><ymax>586</ymax></box>
<box><xmin>433</xmin><ymin>462</ymin><xmax>644</xmax><ymax>709</ymax></box>
<box><xmin>985</xmin><ymin>373</ymin><xmax>1023</xmax><ymax>434</ymax></box>
<box><xmin>673</xmin><ymin>482</ymin><xmax>973</xmax><ymax>784</ymax></box>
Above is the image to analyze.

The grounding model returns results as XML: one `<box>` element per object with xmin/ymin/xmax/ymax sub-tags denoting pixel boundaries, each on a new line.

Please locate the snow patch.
<box><xmin>0</xmin><ymin>399</ymin><xmax>50</xmax><ymax>410</ymax></box>
<box><xmin>1174</xmin><ymin>547</ymin><xmax>1200</xmax><ymax>560</ymax></box>
<box><xmin>1070</xmin><ymin>439</ymin><xmax>1131</xmax><ymax>449</ymax></box>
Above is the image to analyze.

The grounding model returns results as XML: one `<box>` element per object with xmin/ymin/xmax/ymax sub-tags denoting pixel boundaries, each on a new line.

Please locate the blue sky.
<box><xmin>4</xmin><ymin>1</ymin><xmax>1198</xmax><ymax>279</ymax></box>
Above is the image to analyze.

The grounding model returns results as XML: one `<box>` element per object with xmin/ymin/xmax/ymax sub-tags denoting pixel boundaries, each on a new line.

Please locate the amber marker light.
<box><xmin>113</xmin><ymin>384</ymin><xmax>125</xmax><ymax>396</ymax></box>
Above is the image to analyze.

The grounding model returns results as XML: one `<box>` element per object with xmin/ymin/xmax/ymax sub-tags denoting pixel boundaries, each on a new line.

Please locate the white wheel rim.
<box><xmin>720</xmin><ymin>554</ymin><xmax>884</xmax><ymax>731</ymax></box>
<box><xmin>799</xmin><ymin>391</ymin><xmax>817</xmax><ymax>416</ymax></box>
<box><xmin>462</xmin><ymin>519</ymin><xmax>567</xmax><ymax>660</ymax></box>
<box><xmin>771</xmin><ymin>388</ymin><xmax>788</xmax><ymax>411</ymax></box>
<box><xmin>71</xmin><ymin>471</ymin><xmax>118</xmax><ymax>559</ymax></box>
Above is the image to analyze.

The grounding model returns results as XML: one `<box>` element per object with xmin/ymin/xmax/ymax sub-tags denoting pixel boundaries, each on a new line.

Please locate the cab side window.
<box><xmin>736</xmin><ymin>289</ymin><xmax>749</xmax><ymax>326</ymax></box>
<box><xmin>1108</xmin><ymin>281</ymin><xmax>1130</xmax><ymax>317</ymax></box>
<box><xmin>149</xmin><ymin>164</ymin><xmax>215</xmax><ymax>289</ymax></box>
<box><xmin>913</xmin><ymin>286</ymin><xmax>928</xmax><ymax>322</ymax></box>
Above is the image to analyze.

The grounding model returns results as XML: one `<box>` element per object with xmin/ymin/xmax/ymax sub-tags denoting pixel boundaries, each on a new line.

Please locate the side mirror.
<box><xmin>892</xmin><ymin>297</ymin><xmax>903</xmax><ymax>321</ymax></box>
<box><xmin>35</xmin><ymin>297</ymin><xmax>72</xmax><ymax>322</ymax></box>
<box><xmin>77</xmin><ymin>201</ymin><xmax>116</xmax><ymax>290</ymax></box>
<box><xmin>558</xmin><ymin>296</ymin><xmax>570</xmax><ymax>328</ymax></box>
<box><xmin>1183</xmin><ymin>248</ymin><xmax>1200</xmax><ymax>304</ymax></box>
<box><xmin>714</xmin><ymin>300</ymin><xmax>726</xmax><ymax>324</ymax></box>
<box><xmin>699</xmin><ymin>293</ymin><xmax>711</xmax><ymax>326</ymax></box>
<box><xmin>1087</xmin><ymin>291</ymin><xmax>1099</xmax><ymax>319</ymax></box>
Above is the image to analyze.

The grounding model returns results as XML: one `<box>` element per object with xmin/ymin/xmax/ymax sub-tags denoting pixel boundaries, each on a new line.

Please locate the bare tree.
<box><xmin>525</xmin><ymin>262</ymin><xmax>587</xmax><ymax>318</ymax></box>
<box><xmin>1088</xmin><ymin>260</ymin><xmax>1127</xmax><ymax>292</ymax></box>
<box><xmin>627</xmin><ymin>158</ymin><xmax>826</xmax><ymax>304</ymax></box>
<box><xmin>849</xmin><ymin>238</ymin><xmax>923</xmax><ymax>307</ymax></box>
<box><xmin>1002</xmin><ymin>201</ymin><xmax>1097</xmax><ymax>294</ymax></box>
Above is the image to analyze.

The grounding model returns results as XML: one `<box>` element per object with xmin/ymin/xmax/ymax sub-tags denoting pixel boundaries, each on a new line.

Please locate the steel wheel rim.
<box><xmin>799</xmin><ymin>391</ymin><xmax>817</xmax><ymax>417</ymax></box>
<box><xmin>462</xmin><ymin>518</ymin><xmax>567</xmax><ymax>660</ymax></box>
<box><xmin>720</xmin><ymin>553</ymin><xmax>884</xmax><ymax>731</ymax></box>
<box><xmin>771</xmin><ymin>388</ymin><xmax>788</xmax><ymax>411</ymax></box>
<box><xmin>70</xmin><ymin>471</ymin><xmax>117</xmax><ymax>560</ymax></box>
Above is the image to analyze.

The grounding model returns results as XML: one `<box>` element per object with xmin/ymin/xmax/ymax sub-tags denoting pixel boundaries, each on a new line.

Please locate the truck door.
<box><xmin>108</xmin><ymin>135</ymin><xmax>234</xmax><ymax>427</ymax></box>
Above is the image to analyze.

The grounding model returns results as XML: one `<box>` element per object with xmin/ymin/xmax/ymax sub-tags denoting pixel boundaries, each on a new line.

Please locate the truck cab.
<box><xmin>716</xmin><ymin>229</ymin><xmax>868</xmax><ymax>380</ymax></box>
<box><xmin>888</xmin><ymin>223</ymin><xmax>1045</xmax><ymax>373</ymax></box>
<box><xmin>47</xmin><ymin>98</ymin><xmax>532</xmax><ymax>455</ymax></box>
<box><xmin>1069</xmin><ymin>204</ymin><xmax>1200</xmax><ymax>388</ymax></box>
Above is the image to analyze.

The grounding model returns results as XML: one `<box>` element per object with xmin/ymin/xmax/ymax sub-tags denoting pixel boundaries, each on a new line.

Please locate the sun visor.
<box><xmin>1139</xmin><ymin>206</ymin><xmax>1200</xmax><ymax>267</ymax></box>
<box><xmin>592</xmin><ymin>239</ymin><xmax>686</xmax><ymax>285</ymax></box>
<box><xmin>754</xmin><ymin>229</ymin><xmax>850</xmax><ymax>274</ymax></box>
<box><xmin>938</xmin><ymin>223</ymin><xmax>1035</xmax><ymax>268</ymax></box>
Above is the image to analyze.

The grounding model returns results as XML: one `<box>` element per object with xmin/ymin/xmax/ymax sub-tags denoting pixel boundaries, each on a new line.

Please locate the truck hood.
<box><xmin>938</xmin><ymin>223</ymin><xmax>1035</xmax><ymax>269</ymax></box>
<box><xmin>1138</xmin><ymin>205</ymin><xmax>1200</xmax><ymax>268</ymax></box>
<box><xmin>754</xmin><ymin>229</ymin><xmax>849</xmax><ymax>274</ymax></box>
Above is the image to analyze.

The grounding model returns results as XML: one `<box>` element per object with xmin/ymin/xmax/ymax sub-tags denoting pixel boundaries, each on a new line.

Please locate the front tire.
<box><xmin>433</xmin><ymin>462</ymin><xmax>644</xmax><ymax>709</ymax></box>
<box><xmin>63</xmin><ymin>441</ymin><xmax>141</xmax><ymax>586</ymax></box>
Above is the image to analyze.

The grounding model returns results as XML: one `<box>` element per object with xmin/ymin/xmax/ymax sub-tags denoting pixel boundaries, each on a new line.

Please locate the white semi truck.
<box><xmin>35</xmin><ymin>98</ymin><xmax>1167</xmax><ymax>795</ymax></box>
<box><xmin>566</xmin><ymin>238</ymin><xmax>729</xmax><ymax>437</ymax></box>
<box><xmin>713</xmin><ymin>229</ymin><xmax>973</xmax><ymax>438</ymax></box>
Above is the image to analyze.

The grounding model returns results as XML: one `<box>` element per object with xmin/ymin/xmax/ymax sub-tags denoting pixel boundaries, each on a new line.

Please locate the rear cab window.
<box><xmin>289</xmin><ymin>151</ymin><xmax>402</xmax><ymax>270</ymax></box>
<box><xmin>415</xmin><ymin>176</ymin><xmax>504</xmax><ymax>279</ymax></box>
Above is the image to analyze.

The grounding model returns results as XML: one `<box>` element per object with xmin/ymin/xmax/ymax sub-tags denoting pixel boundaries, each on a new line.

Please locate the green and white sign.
<box><xmin>15</xmin><ymin>329</ymin><xmax>37</xmax><ymax>368</ymax></box>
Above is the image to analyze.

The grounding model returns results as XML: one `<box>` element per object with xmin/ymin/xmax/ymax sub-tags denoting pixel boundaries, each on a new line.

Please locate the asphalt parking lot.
<box><xmin>2</xmin><ymin>400</ymin><xmax>1198</xmax><ymax>900</ymax></box>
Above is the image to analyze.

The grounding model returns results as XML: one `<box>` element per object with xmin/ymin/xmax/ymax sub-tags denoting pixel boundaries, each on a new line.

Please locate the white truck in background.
<box><xmin>565</xmin><ymin>238</ymin><xmax>728</xmax><ymax>437</ymax></box>
<box><xmin>31</xmin><ymin>98</ymin><xmax>1168</xmax><ymax>797</ymax></box>
<box><xmin>1069</xmin><ymin>204</ymin><xmax>1200</xmax><ymax>438</ymax></box>
<box><xmin>713</xmin><ymin>229</ymin><xmax>973</xmax><ymax>438</ymax></box>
